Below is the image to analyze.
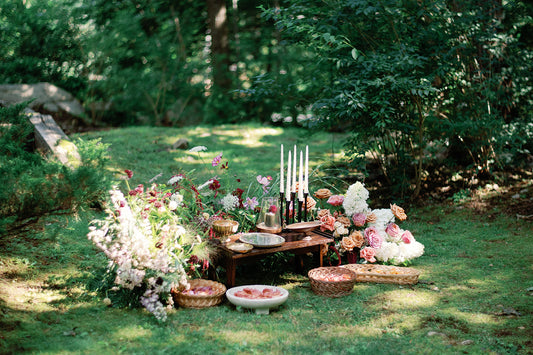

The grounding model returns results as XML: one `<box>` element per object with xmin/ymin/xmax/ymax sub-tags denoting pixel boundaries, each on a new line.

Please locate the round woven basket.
<box><xmin>308</xmin><ymin>267</ymin><xmax>356</xmax><ymax>298</ymax></box>
<box><xmin>172</xmin><ymin>279</ymin><xmax>227</xmax><ymax>308</ymax></box>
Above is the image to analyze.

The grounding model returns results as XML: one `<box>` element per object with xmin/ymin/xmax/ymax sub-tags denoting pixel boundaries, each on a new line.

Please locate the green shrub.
<box><xmin>0</xmin><ymin>103</ymin><xmax>111</xmax><ymax>233</ymax></box>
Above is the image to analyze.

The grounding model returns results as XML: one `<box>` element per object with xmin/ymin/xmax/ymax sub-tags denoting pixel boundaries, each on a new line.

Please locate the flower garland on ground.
<box><xmin>313</xmin><ymin>182</ymin><xmax>424</xmax><ymax>265</ymax></box>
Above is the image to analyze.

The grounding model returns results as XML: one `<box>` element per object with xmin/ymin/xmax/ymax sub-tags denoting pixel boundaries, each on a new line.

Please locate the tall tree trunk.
<box><xmin>207</xmin><ymin>0</ymin><xmax>231</xmax><ymax>91</ymax></box>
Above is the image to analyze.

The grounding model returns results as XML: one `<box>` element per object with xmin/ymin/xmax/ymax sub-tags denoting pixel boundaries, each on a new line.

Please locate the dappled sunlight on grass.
<box><xmin>112</xmin><ymin>325</ymin><xmax>153</xmax><ymax>341</ymax></box>
<box><xmin>377</xmin><ymin>289</ymin><xmax>439</xmax><ymax>310</ymax></box>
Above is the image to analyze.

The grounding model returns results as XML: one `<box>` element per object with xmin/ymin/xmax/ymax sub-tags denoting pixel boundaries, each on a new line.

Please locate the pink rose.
<box><xmin>385</xmin><ymin>223</ymin><xmax>401</xmax><ymax>238</ymax></box>
<box><xmin>364</xmin><ymin>226</ymin><xmax>383</xmax><ymax>248</ymax></box>
<box><xmin>401</xmin><ymin>230</ymin><xmax>414</xmax><ymax>244</ymax></box>
<box><xmin>327</xmin><ymin>195</ymin><xmax>344</xmax><ymax>206</ymax></box>
<box><xmin>360</xmin><ymin>247</ymin><xmax>376</xmax><ymax>263</ymax></box>
<box><xmin>352</xmin><ymin>213</ymin><xmax>366</xmax><ymax>227</ymax></box>
<box><xmin>320</xmin><ymin>215</ymin><xmax>336</xmax><ymax>232</ymax></box>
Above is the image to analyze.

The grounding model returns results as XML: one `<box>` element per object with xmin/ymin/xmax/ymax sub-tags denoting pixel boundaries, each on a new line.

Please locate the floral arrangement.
<box><xmin>313</xmin><ymin>182</ymin><xmax>424</xmax><ymax>265</ymax></box>
<box><xmin>87</xmin><ymin>147</ymin><xmax>275</xmax><ymax>320</ymax></box>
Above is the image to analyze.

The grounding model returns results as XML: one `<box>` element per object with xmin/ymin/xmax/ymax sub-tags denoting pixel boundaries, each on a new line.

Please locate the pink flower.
<box><xmin>401</xmin><ymin>230</ymin><xmax>414</xmax><ymax>244</ymax></box>
<box><xmin>212</xmin><ymin>153</ymin><xmax>223</xmax><ymax>167</ymax></box>
<box><xmin>385</xmin><ymin>223</ymin><xmax>401</xmax><ymax>238</ymax></box>
<box><xmin>269</xmin><ymin>205</ymin><xmax>277</xmax><ymax>213</ymax></box>
<box><xmin>364</xmin><ymin>226</ymin><xmax>383</xmax><ymax>248</ymax></box>
<box><xmin>327</xmin><ymin>195</ymin><xmax>344</xmax><ymax>206</ymax></box>
<box><xmin>360</xmin><ymin>247</ymin><xmax>376</xmax><ymax>263</ymax></box>
<box><xmin>320</xmin><ymin>215</ymin><xmax>336</xmax><ymax>232</ymax></box>
<box><xmin>257</xmin><ymin>175</ymin><xmax>271</xmax><ymax>193</ymax></box>
<box><xmin>352</xmin><ymin>213</ymin><xmax>366</xmax><ymax>227</ymax></box>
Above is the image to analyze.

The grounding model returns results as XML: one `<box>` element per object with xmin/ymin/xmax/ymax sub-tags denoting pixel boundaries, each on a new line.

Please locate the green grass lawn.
<box><xmin>1</xmin><ymin>124</ymin><xmax>532</xmax><ymax>354</ymax></box>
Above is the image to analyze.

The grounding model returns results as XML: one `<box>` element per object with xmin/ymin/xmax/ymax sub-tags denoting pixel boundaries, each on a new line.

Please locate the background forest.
<box><xmin>1</xmin><ymin>0</ymin><xmax>532</xmax><ymax>199</ymax></box>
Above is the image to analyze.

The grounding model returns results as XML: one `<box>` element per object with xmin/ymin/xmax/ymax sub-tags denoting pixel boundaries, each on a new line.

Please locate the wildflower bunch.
<box><xmin>88</xmin><ymin>170</ymin><xmax>210</xmax><ymax>321</ymax></box>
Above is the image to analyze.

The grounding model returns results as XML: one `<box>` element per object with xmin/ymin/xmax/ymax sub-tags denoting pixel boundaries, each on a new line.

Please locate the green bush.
<box><xmin>0</xmin><ymin>103</ymin><xmax>111</xmax><ymax>233</ymax></box>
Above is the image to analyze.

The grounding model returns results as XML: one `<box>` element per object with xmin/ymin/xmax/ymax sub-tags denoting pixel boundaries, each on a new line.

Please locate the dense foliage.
<box><xmin>0</xmin><ymin>104</ymin><xmax>111</xmax><ymax>232</ymax></box>
<box><xmin>257</xmin><ymin>0</ymin><xmax>533</xmax><ymax>197</ymax></box>
<box><xmin>0</xmin><ymin>0</ymin><xmax>531</xmax><ymax>197</ymax></box>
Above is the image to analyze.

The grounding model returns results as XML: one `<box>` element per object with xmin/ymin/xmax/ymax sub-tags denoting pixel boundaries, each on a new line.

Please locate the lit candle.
<box><xmin>286</xmin><ymin>151</ymin><xmax>291</xmax><ymax>201</ymax></box>
<box><xmin>292</xmin><ymin>145</ymin><xmax>297</xmax><ymax>193</ymax></box>
<box><xmin>304</xmin><ymin>145</ymin><xmax>309</xmax><ymax>194</ymax></box>
<box><xmin>298</xmin><ymin>150</ymin><xmax>304</xmax><ymax>201</ymax></box>
<box><xmin>280</xmin><ymin>144</ymin><xmax>284</xmax><ymax>194</ymax></box>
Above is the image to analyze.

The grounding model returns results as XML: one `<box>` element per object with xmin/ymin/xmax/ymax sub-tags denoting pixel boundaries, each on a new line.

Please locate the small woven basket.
<box><xmin>308</xmin><ymin>267</ymin><xmax>356</xmax><ymax>298</ymax></box>
<box><xmin>172</xmin><ymin>279</ymin><xmax>227</xmax><ymax>308</ymax></box>
<box><xmin>341</xmin><ymin>264</ymin><xmax>420</xmax><ymax>285</ymax></box>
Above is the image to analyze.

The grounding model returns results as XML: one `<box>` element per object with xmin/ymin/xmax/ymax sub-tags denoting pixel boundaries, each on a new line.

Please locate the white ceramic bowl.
<box><xmin>226</xmin><ymin>285</ymin><xmax>289</xmax><ymax>314</ymax></box>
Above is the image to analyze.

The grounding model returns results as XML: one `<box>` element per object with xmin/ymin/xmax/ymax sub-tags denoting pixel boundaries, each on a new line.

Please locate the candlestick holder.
<box><xmin>297</xmin><ymin>199</ymin><xmax>303</xmax><ymax>223</ymax></box>
<box><xmin>290</xmin><ymin>192</ymin><xmax>296</xmax><ymax>224</ymax></box>
<box><xmin>285</xmin><ymin>199</ymin><xmax>291</xmax><ymax>228</ymax></box>
<box><xmin>279</xmin><ymin>192</ymin><xmax>284</xmax><ymax>226</ymax></box>
<box><xmin>303</xmin><ymin>192</ymin><xmax>309</xmax><ymax>222</ymax></box>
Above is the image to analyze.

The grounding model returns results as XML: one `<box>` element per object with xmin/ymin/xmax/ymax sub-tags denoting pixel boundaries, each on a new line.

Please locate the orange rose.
<box><xmin>305</xmin><ymin>196</ymin><xmax>317</xmax><ymax>211</ymax></box>
<box><xmin>341</xmin><ymin>236</ymin><xmax>356</xmax><ymax>251</ymax></box>
<box><xmin>336</xmin><ymin>216</ymin><xmax>351</xmax><ymax>228</ymax></box>
<box><xmin>317</xmin><ymin>209</ymin><xmax>331</xmax><ymax>219</ymax></box>
<box><xmin>365</xmin><ymin>212</ymin><xmax>377</xmax><ymax>224</ymax></box>
<box><xmin>390</xmin><ymin>204</ymin><xmax>407</xmax><ymax>221</ymax></box>
<box><xmin>349</xmin><ymin>230</ymin><xmax>365</xmax><ymax>248</ymax></box>
<box><xmin>314</xmin><ymin>188</ymin><xmax>332</xmax><ymax>200</ymax></box>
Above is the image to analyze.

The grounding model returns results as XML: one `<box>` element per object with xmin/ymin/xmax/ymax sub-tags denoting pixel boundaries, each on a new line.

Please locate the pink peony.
<box><xmin>320</xmin><ymin>215</ymin><xmax>336</xmax><ymax>232</ymax></box>
<box><xmin>364</xmin><ymin>226</ymin><xmax>383</xmax><ymax>248</ymax></box>
<box><xmin>352</xmin><ymin>213</ymin><xmax>367</xmax><ymax>227</ymax></box>
<box><xmin>385</xmin><ymin>223</ymin><xmax>401</xmax><ymax>238</ymax></box>
<box><xmin>327</xmin><ymin>195</ymin><xmax>344</xmax><ymax>206</ymax></box>
<box><xmin>401</xmin><ymin>230</ymin><xmax>414</xmax><ymax>244</ymax></box>
<box><xmin>360</xmin><ymin>247</ymin><xmax>376</xmax><ymax>263</ymax></box>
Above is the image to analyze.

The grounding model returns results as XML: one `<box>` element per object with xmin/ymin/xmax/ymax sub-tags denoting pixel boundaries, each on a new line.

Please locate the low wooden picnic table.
<box><xmin>215</xmin><ymin>230</ymin><xmax>333</xmax><ymax>287</ymax></box>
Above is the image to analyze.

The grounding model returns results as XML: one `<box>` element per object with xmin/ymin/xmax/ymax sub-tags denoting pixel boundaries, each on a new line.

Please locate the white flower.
<box><xmin>168</xmin><ymin>200</ymin><xmax>178</xmax><ymax>211</ymax></box>
<box><xmin>342</xmin><ymin>182</ymin><xmax>370</xmax><ymax>216</ymax></box>
<box><xmin>368</xmin><ymin>208</ymin><xmax>395</xmax><ymax>238</ymax></box>
<box><xmin>221</xmin><ymin>194</ymin><xmax>239</xmax><ymax>211</ymax></box>
<box><xmin>170</xmin><ymin>192</ymin><xmax>184</xmax><ymax>206</ymax></box>
<box><xmin>168</xmin><ymin>175</ymin><xmax>183</xmax><ymax>185</ymax></box>
<box><xmin>197</xmin><ymin>179</ymin><xmax>214</xmax><ymax>191</ymax></box>
<box><xmin>189</xmin><ymin>146</ymin><xmax>207</xmax><ymax>153</ymax></box>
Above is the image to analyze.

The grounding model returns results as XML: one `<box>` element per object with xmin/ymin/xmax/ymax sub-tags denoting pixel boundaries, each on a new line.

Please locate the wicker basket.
<box><xmin>308</xmin><ymin>267</ymin><xmax>357</xmax><ymax>298</ymax></box>
<box><xmin>172</xmin><ymin>279</ymin><xmax>227</xmax><ymax>308</ymax></box>
<box><xmin>341</xmin><ymin>264</ymin><xmax>420</xmax><ymax>285</ymax></box>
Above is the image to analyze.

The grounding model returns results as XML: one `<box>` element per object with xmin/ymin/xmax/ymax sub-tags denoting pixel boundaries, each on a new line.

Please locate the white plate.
<box><xmin>226</xmin><ymin>285</ymin><xmax>289</xmax><ymax>314</ymax></box>
<box><xmin>239</xmin><ymin>233</ymin><xmax>285</xmax><ymax>248</ymax></box>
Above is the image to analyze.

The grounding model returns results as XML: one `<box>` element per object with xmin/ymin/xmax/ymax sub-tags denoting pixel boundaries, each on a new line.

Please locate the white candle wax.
<box><xmin>280</xmin><ymin>144</ymin><xmax>284</xmax><ymax>193</ymax></box>
<box><xmin>286</xmin><ymin>151</ymin><xmax>291</xmax><ymax>201</ymax></box>
<box><xmin>298</xmin><ymin>150</ymin><xmax>304</xmax><ymax>201</ymax></box>
<box><xmin>305</xmin><ymin>145</ymin><xmax>309</xmax><ymax>193</ymax></box>
<box><xmin>292</xmin><ymin>145</ymin><xmax>297</xmax><ymax>193</ymax></box>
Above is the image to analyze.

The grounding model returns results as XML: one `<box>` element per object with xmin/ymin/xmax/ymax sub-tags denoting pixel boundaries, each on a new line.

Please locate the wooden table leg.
<box><xmin>226</xmin><ymin>258</ymin><xmax>237</xmax><ymax>288</ymax></box>
<box><xmin>319</xmin><ymin>244</ymin><xmax>327</xmax><ymax>267</ymax></box>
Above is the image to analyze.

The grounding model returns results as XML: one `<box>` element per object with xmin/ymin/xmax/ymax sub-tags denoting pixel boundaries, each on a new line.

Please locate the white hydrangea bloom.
<box><xmin>342</xmin><ymin>182</ymin><xmax>370</xmax><ymax>216</ymax></box>
<box><xmin>368</xmin><ymin>208</ymin><xmax>395</xmax><ymax>237</ymax></box>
